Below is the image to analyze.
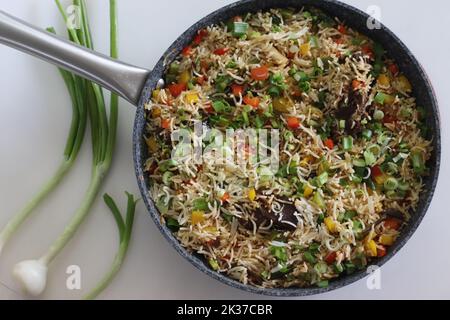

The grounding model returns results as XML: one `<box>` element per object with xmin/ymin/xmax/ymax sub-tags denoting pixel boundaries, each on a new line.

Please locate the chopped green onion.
<box><xmin>166</xmin><ymin>217</ymin><xmax>180</xmax><ymax>232</ymax></box>
<box><xmin>342</xmin><ymin>136</ymin><xmax>353</xmax><ymax>151</ymax></box>
<box><xmin>317</xmin><ymin>280</ymin><xmax>329</xmax><ymax>288</ymax></box>
<box><xmin>162</xmin><ymin>171</ymin><xmax>173</xmax><ymax>185</ymax></box>
<box><xmin>398</xmin><ymin>181</ymin><xmax>410</xmax><ymax>191</ymax></box>
<box><xmin>339</xmin><ymin>119</ymin><xmax>346</xmax><ymax>129</ymax></box>
<box><xmin>317</xmin><ymin>172</ymin><xmax>329</xmax><ymax>187</ymax></box>
<box><xmin>299</xmin><ymin>80</ymin><xmax>311</xmax><ymax>93</ymax></box>
<box><xmin>411</xmin><ymin>150</ymin><xmax>425</xmax><ymax>174</ymax></box>
<box><xmin>270</xmin><ymin>245</ymin><xmax>288</xmax><ymax>262</ymax></box>
<box><xmin>304</xmin><ymin>251</ymin><xmax>316</xmax><ymax>264</ymax></box>
<box><xmin>352</xmin><ymin>158</ymin><xmax>366</xmax><ymax>167</ymax></box>
<box><xmin>385</xmin><ymin>162</ymin><xmax>398</xmax><ymax>175</ymax></box>
<box><xmin>232</xmin><ymin>22</ymin><xmax>249</xmax><ymax>37</ymax></box>
<box><xmin>314</xmin><ymin>262</ymin><xmax>328</xmax><ymax>274</ymax></box>
<box><xmin>193</xmin><ymin>198</ymin><xmax>209</xmax><ymax>211</ymax></box>
<box><xmin>373</xmin><ymin>109</ymin><xmax>385</xmax><ymax>121</ymax></box>
<box><xmin>334</xmin><ymin>263</ymin><xmax>344</xmax><ymax>273</ymax></box>
<box><xmin>374</xmin><ymin>92</ymin><xmax>386</xmax><ymax>104</ymax></box>
<box><xmin>209</xmin><ymin>259</ymin><xmax>220</xmax><ymax>271</ymax></box>
<box><xmin>363</xmin><ymin>150</ymin><xmax>377</xmax><ymax>166</ymax></box>
<box><xmin>313</xmin><ymin>191</ymin><xmax>326</xmax><ymax>209</ymax></box>
<box><xmin>384</xmin><ymin>177</ymin><xmax>398</xmax><ymax>191</ymax></box>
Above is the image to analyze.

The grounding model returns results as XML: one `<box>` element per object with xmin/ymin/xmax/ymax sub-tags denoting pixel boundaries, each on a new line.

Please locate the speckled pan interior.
<box><xmin>132</xmin><ymin>0</ymin><xmax>440</xmax><ymax>296</ymax></box>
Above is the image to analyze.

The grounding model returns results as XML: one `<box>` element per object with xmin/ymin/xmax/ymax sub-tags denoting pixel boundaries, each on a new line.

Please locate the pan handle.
<box><xmin>0</xmin><ymin>10</ymin><xmax>150</xmax><ymax>106</ymax></box>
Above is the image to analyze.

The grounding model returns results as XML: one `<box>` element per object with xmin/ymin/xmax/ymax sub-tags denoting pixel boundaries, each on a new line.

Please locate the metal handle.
<box><xmin>0</xmin><ymin>10</ymin><xmax>150</xmax><ymax>106</ymax></box>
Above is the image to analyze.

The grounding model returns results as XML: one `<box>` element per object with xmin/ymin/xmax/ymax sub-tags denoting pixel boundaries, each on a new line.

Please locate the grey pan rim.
<box><xmin>133</xmin><ymin>0</ymin><xmax>441</xmax><ymax>296</ymax></box>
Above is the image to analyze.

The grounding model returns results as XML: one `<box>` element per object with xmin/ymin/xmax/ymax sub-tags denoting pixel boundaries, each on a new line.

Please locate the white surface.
<box><xmin>0</xmin><ymin>0</ymin><xmax>448</xmax><ymax>300</ymax></box>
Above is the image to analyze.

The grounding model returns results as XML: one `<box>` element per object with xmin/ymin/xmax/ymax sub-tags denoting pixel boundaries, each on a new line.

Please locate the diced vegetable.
<box><xmin>166</xmin><ymin>217</ymin><xmax>180</xmax><ymax>232</ymax></box>
<box><xmin>374</xmin><ymin>92</ymin><xmax>386</xmax><ymax>105</ymax></box>
<box><xmin>300</xmin><ymin>42</ymin><xmax>310</xmax><ymax>56</ymax></box>
<box><xmin>337</xmin><ymin>24</ymin><xmax>346</xmax><ymax>34</ymax></box>
<box><xmin>178</xmin><ymin>70</ymin><xmax>190</xmax><ymax>84</ymax></box>
<box><xmin>377</xmin><ymin>74</ymin><xmax>390</xmax><ymax>87</ymax></box>
<box><xmin>397</xmin><ymin>75</ymin><xmax>412</xmax><ymax>92</ymax></box>
<box><xmin>286</xmin><ymin>117</ymin><xmax>300</xmax><ymax>129</ymax></box>
<box><xmin>325</xmin><ymin>251</ymin><xmax>337</xmax><ymax>264</ymax></box>
<box><xmin>232</xmin><ymin>22</ymin><xmax>249</xmax><ymax>37</ymax></box>
<box><xmin>221</xmin><ymin>192</ymin><xmax>230</xmax><ymax>202</ymax></box>
<box><xmin>270</xmin><ymin>245</ymin><xmax>288</xmax><ymax>262</ymax></box>
<box><xmin>363</xmin><ymin>150</ymin><xmax>376</xmax><ymax>166</ymax></box>
<box><xmin>379</xmin><ymin>234</ymin><xmax>395</xmax><ymax>246</ymax></box>
<box><xmin>388</xmin><ymin>63</ymin><xmax>399</xmax><ymax>76</ymax></box>
<box><xmin>182</xmin><ymin>45</ymin><xmax>192</xmax><ymax>57</ymax></box>
<box><xmin>251</xmin><ymin>65</ymin><xmax>269</xmax><ymax>81</ymax></box>
<box><xmin>384</xmin><ymin>177</ymin><xmax>398</xmax><ymax>191</ymax></box>
<box><xmin>213</xmin><ymin>47</ymin><xmax>229</xmax><ymax>56</ymax></box>
<box><xmin>342</xmin><ymin>136</ymin><xmax>353</xmax><ymax>151</ymax></box>
<box><xmin>377</xmin><ymin>245</ymin><xmax>387</xmax><ymax>257</ymax></box>
<box><xmin>273</xmin><ymin>97</ymin><xmax>293</xmax><ymax>113</ymax></box>
<box><xmin>161</xmin><ymin>118</ymin><xmax>171</xmax><ymax>129</ymax></box>
<box><xmin>352</xmin><ymin>79</ymin><xmax>362</xmax><ymax>90</ymax></box>
<box><xmin>373</xmin><ymin>109</ymin><xmax>385</xmax><ymax>121</ymax></box>
<box><xmin>304</xmin><ymin>251</ymin><xmax>316</xmax><ymax>264</ymax></box>
<box><xmin>167</xmin><ymin>83</ymin><xmax>186</xmax><ymax>97</ymax></box>
<box><xmin>243</xmin><ymin>95</ymin><xmax>260</xmax><ymax>109</ymax></box>
<box><xmin>209</xmin><ymin>259</ymin><xmax>219</xmax><ymax>271</ymax></box>
<box><xmin>303</xmin><ymin>185</ymin><xmax>314</xmax><ymax>198</ymax></box>
<box><xmin>231</xmin><ymin>84</ymin><xmax>244</xmax><ymax>96</ymax></box>
<box><xmin>248</xmin><ymin>188</ymin><xmax>256</xmax><ymax>201</ymax></box>
<box><xmin>383</xmin><ymin>218</ymin><xmax>401</xmax><ymax>230</ymax></box>
<box><xmin>411</xmin><ymin>150</ymin><xmax>425</xmax><ymax>174</ymax></box>
<box><xmin>193</xmin><ymin>198</ymin><xmax>209</xmax><ymax>211</ymax></box>
<box><xmin>362</xmin><ymin>129</ymin><xmax>373</xmax><ymax>140</ymax></box>
<box><xmin>191</xmin><ymin>210</ymin><xmax>205</xmax><ymax>225</ymax></box>
<box><xmin>193</xmin><ymin>29</ymin><xmax>208</xmax><ymax>45</ymax></box>
<box><xmin>324</xmin><ymin>138</ymin><xmax>334</xmax><ymax>149</ymax></box>
<box><xmin>313</xmin><ymin>192</ymin><xmax>325</xmax><ymax>209</ymax></box>
<box><xmin>186</xmin><ymin>92</ymin><xmax>199</xmax><ymax>104</ymax></box>
<box><xmin>366</xmin><ymin>239</ymin><xmax>377</xmax><ymax>257</ymax></box>
<box><xmin>324</xmin><ymin>217</ymin><xmax>337</xmax><ymax>233</ymax></box>
<box><xmin>317</xmin><ymin>172</ymin><xmax>329</xmax><ymax>187</ymax></box>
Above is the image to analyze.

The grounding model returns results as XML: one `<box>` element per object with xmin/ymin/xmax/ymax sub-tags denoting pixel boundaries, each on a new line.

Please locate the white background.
<box><xmin>0</xmin><ymin>0</ymin><xmax>448</xmax><ymax>300</ymax></box>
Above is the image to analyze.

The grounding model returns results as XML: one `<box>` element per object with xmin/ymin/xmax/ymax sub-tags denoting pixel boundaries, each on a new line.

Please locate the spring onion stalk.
<box><xmin>84</xmin><ymin>193</ymin><xmax>137</xmax><ymax>300</ymax></box>
<box><xmin>13</xmin><ymin>0</ymin><xmax>120</xmax><ymax>296</ymax></box>
<box><xmin>0</xmin><ymin>33</ymin><xmax>88</xmax><ymax>257</ymax></box>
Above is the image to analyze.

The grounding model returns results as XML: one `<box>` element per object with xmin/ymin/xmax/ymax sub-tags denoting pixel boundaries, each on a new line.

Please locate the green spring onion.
<box><xmin>373</xmin><ymin>109</ymin><xmax>385</xmax><ymax>121</ymax></box>
<box><xmin>317</xmin><ymin>172</ymin><xmax>329</xmax><ymax>187</ymax></box>
<box><xmin>352</xmin><ymin>158</ymin><xmax>366</xmax><ymax>167</ymax></box>
<box><xmin>193</xmin><ymin>198</ymin><xmax>210</xmax><ymax>211</ymax></box>
<box><xmin>411</xmin><ymin>150</ymin><xmax>426</xmax><ymax>174</ymax></box>
<box><xmin>232</xmin><ymin>22</ymin><xmax>249</xmax><ymax>37</ymax></box>
<box><xmin>374</xmin><ymin>92</ymin><xmax>386</xmax><ymax>104</ymax></box>
<box><xmin>84</xmin><ymin>192</ymin><xmax>137</xmax><ymax>299</ymax></box>
<box><xmin>363</xmin><ymin>150</ymin><xmax>377</xmax><ymax>166</ymax></box>
<box><xmin>304</xmin><ymin>251</ymin><xmax>316</xmax><ymax>264</ymax></box>
<box><xmin>342</xmin><ymin>136</ymin><xmax>353</xmax><ymax>151</ymax></box>
<box><xmin>362</xmin><ymin>129</ymin><xmax>373</xmax><ymax>140</ymax></box>
<box><xmin>384</xmin><ymin>177</ymin><xmax>399</xmax><ymax>191</ymax></box>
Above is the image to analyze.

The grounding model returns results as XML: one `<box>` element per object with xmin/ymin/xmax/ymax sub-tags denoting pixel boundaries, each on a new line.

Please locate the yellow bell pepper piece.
<box><xmin>300</xmin><ymin>42</ymin><xmax>310</xmax><ymax>56</ymax></box>
<box><xmin>397</xmin><ymin>75</ymin><xmax>412</xmax><ymax>92</ymax></box>
<box><xmin>204</xmin><ymin>226</ymin><xmax>217</xmax><ymax>233</ymax></box>
<box><xmin>299</xmin><ymin>156</ymin><xmax>312</xmax><ymax>167</ymax></box>
<box><xmin>377</xmin><ymin>74</ymin><xmax>390</xmax><ymax>87</ymax></box>
<box><xmin>146</xmin><ymin>136</ymin><xmax>158</xmax><ymax>153</ymax></box>
<box><xmin>178</xmin><ymin>70</ymin><xmax>191</xmax><ymax>85</ymax></box>
<box><xmin>366</xmin><ymin>239</ymin><xmax>378</xmax><ymax>257</ymax></box>
<box><xmin>152</xmin><ymin>89</ymin><xmax>160</xmax><ymax>100</ymax></box>
<box><xmin>303</xmin><ymin>185</ymin><xmax>314</xmax><ymax>198</ymax></box>
<box><xmin>248</xmin><ymin>188</ymin><xmax>256</xmax><ymax>201</ymax></box>
<box><xmin>374</xmin><ymin>173</ymin><xmax>387</xmax><ymax>185</ymax></box>
<box><xmin>151</xmin><ymin>107</ymin><xmax>161</xmax><ymax>118</ymax></box>
<box><xmin>186</xmin><ymin>92</ymin><xmax>199</xmax><ymax>104</ymax></box>
<box><xmin>191</xmin><ymin>210</ymin><xmax>205</xmax><ymax>225</ymax></box>
<box><xmin>324</xmin><ymin>217</ymin><xmax>337</xmax><ymax>233</ymax></box>
<box><xmin>379</xmin><ymin>234</ymin><xmax>395</xmax><ymax>246</ymax></box>
<box><xmin>383</xmin><ymin>94</ymin><xmax>395</xmax><ymax>105</ymax></box>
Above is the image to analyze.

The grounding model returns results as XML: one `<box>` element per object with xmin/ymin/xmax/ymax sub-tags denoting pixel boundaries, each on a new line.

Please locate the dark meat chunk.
<box><xmin>255</xmin><ymin>198</ymin><xmax>298</xmax><ymax>231</ymax></box>
<box><xmin>334</xmin><ymin>83</ymin><xmax>368</xmax><ymax>136</ymax></box>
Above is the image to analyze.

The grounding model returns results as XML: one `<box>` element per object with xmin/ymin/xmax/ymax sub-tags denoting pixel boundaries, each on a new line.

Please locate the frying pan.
<box><xmin>0</xmin><ymin>0</ymin><xmax>440</xmax><ymax>296</ymax></box>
